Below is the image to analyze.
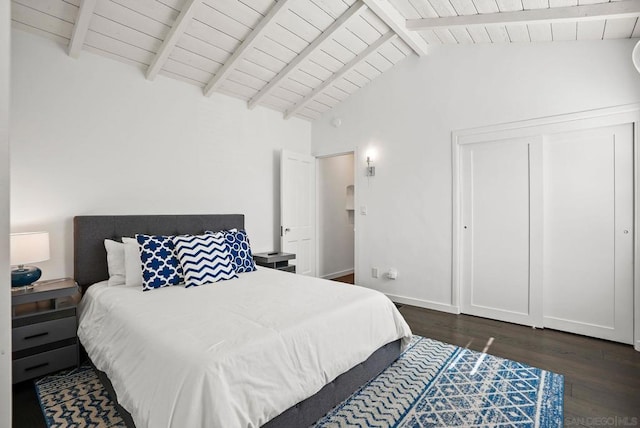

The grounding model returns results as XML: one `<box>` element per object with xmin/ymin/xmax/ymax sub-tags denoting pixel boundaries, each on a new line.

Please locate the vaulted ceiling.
<box><xmin>11</xmin><ymin>0</ymin><xmax>640</xmax><ymax>121</ymax></box>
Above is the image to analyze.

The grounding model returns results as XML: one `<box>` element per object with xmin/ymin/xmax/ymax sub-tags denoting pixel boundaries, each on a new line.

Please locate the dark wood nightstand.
<box><xmin>11</xmin><ymin>278</ymin><xmax>80</xmax><ymax>383</ymax></box>
<box><xmin>253</xmin><ymin>252</ymin><xmax>296</xmax><ymax>273</ymax></box>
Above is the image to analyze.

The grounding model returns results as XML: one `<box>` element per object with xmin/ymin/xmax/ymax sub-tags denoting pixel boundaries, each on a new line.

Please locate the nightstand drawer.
<box><xmin>12</xmin><ymin>317</ymin><xmax>77</xmax><ymax>352</ymax></box>
<box><xmin>13</xmin><ymin>344</ymin><xmax>78</xmax><ymax>383</ymax></box>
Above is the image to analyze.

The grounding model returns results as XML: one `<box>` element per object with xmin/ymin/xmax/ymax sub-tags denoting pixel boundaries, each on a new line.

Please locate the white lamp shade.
<box><xmin>10</xmin><ymin>232</ymin><xmax>50</xmax><ymax>266</ymax></box>
<box><xmin>634</xmin><ymin>40</ymin><xmax>640</xmax><ymax>74</ymax></box>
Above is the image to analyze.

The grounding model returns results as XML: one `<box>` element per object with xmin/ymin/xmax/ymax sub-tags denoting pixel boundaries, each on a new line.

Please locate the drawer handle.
<box><xmin>25</xmin><ymin>362</ymin><xmax>49</xmax><ymax>372</ymax></box>
<box><xmin>24</xmin><ymin>332</ymin><xmax>49</xmax><ymax>340</ymax></box>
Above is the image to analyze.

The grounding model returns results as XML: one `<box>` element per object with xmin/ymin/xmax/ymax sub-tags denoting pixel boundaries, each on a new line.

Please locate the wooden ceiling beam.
<box><xmin>146</xmin><ymin>0</ymin><xmax>203</xmax><ymax>81</ymax></box>
<box><xmin>285</xmin><ymin>32</ymin><xmax>396</xmax><ymax>120</ymax></box>
<box><xmin>406</xmin><ymin>0</ymin><xmax>640</xmax><ymax>31</ymax></box>
<box><xmin>248</xmin><ymin>1</ymin><xmax>367</xmax><ymax>110</ymax></box>
<box><xmin>204</xmin><ymin>0</ymin><xmax>292</xmax><ymax>97</ymax></box>
<box><xmin>361</xmin><ymin>0</ymin><xmax>428</xmax><ymax>57</ymax></box>
<box><xmin>68</xmin><ymin>0</ymin><xmax>97</xmax><ymax>58</ymax></box>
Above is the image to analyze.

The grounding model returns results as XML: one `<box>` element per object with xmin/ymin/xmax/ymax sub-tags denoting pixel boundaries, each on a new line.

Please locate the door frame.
<box><xmin>451</xmin><ymin>104</ymin><xmax>640</xmax><ymax>350</ymax></box>
<box><xmin>314</xmin><ymin>149</ymin><xmax>357</xmax><ymax>282</ymax></box>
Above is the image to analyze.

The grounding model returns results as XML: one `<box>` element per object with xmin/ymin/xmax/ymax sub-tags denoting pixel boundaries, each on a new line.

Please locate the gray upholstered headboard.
<box><xmin>73</xmin><ymin>214</ymin><xmax>244</xmax><ymax>292</ymax></box>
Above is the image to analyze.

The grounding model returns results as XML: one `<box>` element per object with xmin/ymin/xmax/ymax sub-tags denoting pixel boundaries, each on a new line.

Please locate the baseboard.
<box><xmin>385</xmin><ymin>294</ymin><xmax>460</xmax><ymax>314</ymax></box>
<box><xmin>635</xmin><ymin>340</ymin><xmax>640</xmax><ymax>352</ymax></box>
<box><xmin>321</xmin><ymin>269</ymin><xmax>354</xmax><ymax>280</ymax></box>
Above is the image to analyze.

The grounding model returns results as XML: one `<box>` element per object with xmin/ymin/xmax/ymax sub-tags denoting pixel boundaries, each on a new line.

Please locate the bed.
<box><xmin>74</xmin><ymin>214</ymin><xmax>412</xmax><ymax>428</ymax></box>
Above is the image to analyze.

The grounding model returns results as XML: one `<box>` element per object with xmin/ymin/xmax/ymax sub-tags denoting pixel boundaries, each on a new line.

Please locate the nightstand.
<box><xmin>253</xmin><ymin>252</ymin><xmax>296</xmax><ymax>273</ymax></box>
<box><xmin>11</xmin><ymin>278</ymin><xmax>80</xmax><ymax>383</ymax></box>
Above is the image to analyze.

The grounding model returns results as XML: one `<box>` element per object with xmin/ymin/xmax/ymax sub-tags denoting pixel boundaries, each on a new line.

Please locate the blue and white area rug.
<box><xmin>35</xmin><ymin>364</ymin><xmax>124</xmax><ymax>427</ymax></box>
<box><xmin>35</xmin><ymin>336</ymin><xmax>563</xmax><ymax>427</ymax></box>
<box><xmin>315</xmin><ymin>336</ymin><xmax>564</xmax><ymax>427</ymax></box>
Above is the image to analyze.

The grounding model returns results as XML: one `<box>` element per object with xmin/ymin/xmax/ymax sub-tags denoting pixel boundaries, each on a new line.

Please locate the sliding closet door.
<box><xmin>460</xmin><ymin>138</ymin><xmax>543</xmax><ymax>327</ymax></box>
<box><xmin>543</xmin><ymin>124</ymin><xmax>633</xmax><ymax>344</ymax></box>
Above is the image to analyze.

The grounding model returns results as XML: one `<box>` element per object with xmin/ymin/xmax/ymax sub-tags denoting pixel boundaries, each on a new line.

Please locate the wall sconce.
<box><xmin>366</xmin><ymin>156</ymin><xmax>375</xmax><ymax>177</ymax></box>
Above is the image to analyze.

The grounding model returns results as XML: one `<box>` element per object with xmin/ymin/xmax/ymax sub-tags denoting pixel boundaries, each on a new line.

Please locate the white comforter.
<box><xmin>78</xmin><ymin>267</ymin><xmax>412</xmax><ymax>428</ymax></box>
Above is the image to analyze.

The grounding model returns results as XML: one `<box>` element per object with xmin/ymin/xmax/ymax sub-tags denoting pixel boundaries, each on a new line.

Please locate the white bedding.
<box><xmin>78</xmin><ymin>267</ymin><xmax>412</xmax><ymax>428</ymax></box>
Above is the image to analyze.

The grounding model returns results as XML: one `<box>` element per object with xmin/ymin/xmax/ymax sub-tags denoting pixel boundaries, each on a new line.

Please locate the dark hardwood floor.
<box><xmin>332</xmin><ymin>273</ymin><xmax>354</xmax><ymax>284</ymax></box>
<box><xmin>12</xmin><ymin>379</ymin><xmax>46</xmax><ymax>428</ymax></box>
<box><xmin>12</xmin><ymin>303</ymin><xmax>640</xmax><ymax>427</ymax></box>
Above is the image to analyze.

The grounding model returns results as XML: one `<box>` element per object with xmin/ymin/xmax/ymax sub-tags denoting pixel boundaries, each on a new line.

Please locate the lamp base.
<box><xmin>11</xmin><ymin>266</ymin><xmax>42</xmax><ymax>287</ymax></box>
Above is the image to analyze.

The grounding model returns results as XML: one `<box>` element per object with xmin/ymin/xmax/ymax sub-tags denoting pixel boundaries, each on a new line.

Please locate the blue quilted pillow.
<box><xmin>223</xmin><ymin>230</ymin><xmax>257</xmax><ymax>273</ymax></box>
<box><xmin>172</xmin><ymin>234</ymin><xmax>237</xmax><ymax>287</ymax></box>
<box><xmin>135</xmin><ymin>234</ymin><xmax>184</xmax><ymax>291</ymax></box>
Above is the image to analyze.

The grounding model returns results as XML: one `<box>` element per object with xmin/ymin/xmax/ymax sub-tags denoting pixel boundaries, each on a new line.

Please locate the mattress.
<box><xmin>78</xmin><ymin>267</ymin><xmax>412</xmax><ymax>428</ymax></box>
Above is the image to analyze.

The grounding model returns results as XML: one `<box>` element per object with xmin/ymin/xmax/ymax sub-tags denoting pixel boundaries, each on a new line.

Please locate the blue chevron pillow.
<box><xmin>172</xmin><ymin>234</ymin><xmax>237</xmax><ymax>287</ymax></box>
<box><xmin>136</xmin><ymin>234</ymin><xmax>184</xmax><ymax>291</ymax></box>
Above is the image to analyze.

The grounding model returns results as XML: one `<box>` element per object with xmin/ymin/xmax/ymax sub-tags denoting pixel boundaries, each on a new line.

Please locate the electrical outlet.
<box><xmin>372</xmin><ymin>267</ymin><xmax>379</xmax><ymax>278</ymax></box>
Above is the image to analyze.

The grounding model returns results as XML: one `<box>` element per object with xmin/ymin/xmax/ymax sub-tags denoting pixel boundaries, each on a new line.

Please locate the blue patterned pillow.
<box><xmin>223</xmin><ymin>230</ymin><xmax>257</xmax><ymax>273</ymax></box>
<box><xmin>135</xmin><ymin>234</ymin><xmax>184</xmax><ymax>291</ymax></box>
<box><xmin>172</xmin><ymin>234</ymin><xmax>237</xmax><ymax>287</ymax></box>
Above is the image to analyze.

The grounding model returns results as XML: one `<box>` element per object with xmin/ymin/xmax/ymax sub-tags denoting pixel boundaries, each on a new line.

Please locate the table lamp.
<box><xmin>11</xmin><ymin>232</ymin><xmax>50</xmax><ymax>288</ymax></box>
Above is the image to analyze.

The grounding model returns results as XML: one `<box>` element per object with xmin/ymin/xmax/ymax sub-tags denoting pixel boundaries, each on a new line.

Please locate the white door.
<box><xmin>281</xmin><ymin>150</ymin><xmax>316</xmax><ymax>276</ymax></box>
<box><xmin>460</xmin><ymin>137</ymin><xmax>543</xmax><ymax>327</ymax></box>
<box><xmin>543</xmin><ymin>124</ymin><xmax>633</xmax><ymax>344</ymax></box>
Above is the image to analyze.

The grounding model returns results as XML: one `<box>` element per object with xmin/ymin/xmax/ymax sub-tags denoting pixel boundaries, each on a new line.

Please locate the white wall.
<box><xmin>11</xmin><ymin>30</ymin><xmax>311</xmax><ymax>280</ymax></box>
<box><xmin>0</xmin><ymin>0</ymin><xmax>11</xmax><ymax>424</ymax></box>
<box><xmin>317</xmin><ymin>153</ymin><xmax>354</xmax><ymax>279</ymax></box>
<box><xmin>312</xmin><ymin>39</ymin><xmax>640</xmax><ymax>311</ymax></box>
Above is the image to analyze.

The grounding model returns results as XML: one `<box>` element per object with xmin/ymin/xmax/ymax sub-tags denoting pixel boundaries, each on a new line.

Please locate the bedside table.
<box><xmin>11</xmin><ymin>278</ymin><xmax>80</xmax><ymax>383</ymax></box>
<box><xmin>253</xmin><ymin>252</ymin><xmax>296</xmax><ymax>273</ymax></box>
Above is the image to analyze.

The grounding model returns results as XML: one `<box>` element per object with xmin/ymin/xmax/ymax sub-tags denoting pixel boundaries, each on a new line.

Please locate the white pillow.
<box><xmin>122</xmin><ymin>237</ymin><xmax>143</xmax><ymax>287</ymax></box>
<box><xmin>104</xmin><ymin>239</ymin><xmax>125</xmax><ymax>286</ymax></box>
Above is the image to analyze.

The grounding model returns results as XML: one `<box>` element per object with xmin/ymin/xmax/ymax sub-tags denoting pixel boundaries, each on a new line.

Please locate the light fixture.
<box><xmin>633</xmin><ymin>40</ymin><xmax>640</xmax><ymax>74</ymax></box>
<box><xmin>10</xmin><ymin>232</ymin><xmax>50</xmax><ymax>288</ymax></box>
<box><xmin>366</xmin><ymin>155</ymin><xmax>375</xmax><ymax>177</ymax></box>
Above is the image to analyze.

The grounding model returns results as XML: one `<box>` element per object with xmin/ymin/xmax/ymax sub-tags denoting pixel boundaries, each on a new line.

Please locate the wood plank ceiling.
<box><xmin>11</xmin><ymin>0</ymin><xmax>640</xmax><ymax>121</ymax></box>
